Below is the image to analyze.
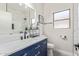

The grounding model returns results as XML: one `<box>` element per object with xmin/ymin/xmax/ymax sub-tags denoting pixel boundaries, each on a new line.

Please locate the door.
<box><xmin>73</xmin><ymin>4</ymin><xmax>79</xmax><ymax>56</ymax></box>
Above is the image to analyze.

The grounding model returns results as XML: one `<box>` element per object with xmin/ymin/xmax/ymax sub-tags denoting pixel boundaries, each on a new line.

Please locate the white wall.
<box><xmin>43</xmin><ymin>3</ymin><xmax>74</xmax><ymax>55</ymax></box>
<box><xmin>74</xmin><ymin>4</ymin><xmax>78</xmax><ymax>44</ymax></box>
<box><xmin>0</xmin><ymin>3</ymin><xmax>6</xmax><ymax>11</ymax></box>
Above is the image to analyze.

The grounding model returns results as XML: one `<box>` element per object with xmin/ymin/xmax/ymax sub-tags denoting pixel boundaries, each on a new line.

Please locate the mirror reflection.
<box><xmin>6</xmin><ymin>3</ymin><xmax>40</xmax><ymax>38</ymax></box>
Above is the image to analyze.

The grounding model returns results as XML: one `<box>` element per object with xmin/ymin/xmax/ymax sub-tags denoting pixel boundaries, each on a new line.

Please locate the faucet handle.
<box><xmin>21</xmin><ymin>36</ymin><xmax>23</xmax><ymax>40</ymax></box>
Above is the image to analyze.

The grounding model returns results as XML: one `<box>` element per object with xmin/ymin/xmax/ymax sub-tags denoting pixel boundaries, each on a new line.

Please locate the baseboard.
<box><xmin>55</xmin><ymin>49</ymin><xmax>73</xmax><ymax>56</ymax></box>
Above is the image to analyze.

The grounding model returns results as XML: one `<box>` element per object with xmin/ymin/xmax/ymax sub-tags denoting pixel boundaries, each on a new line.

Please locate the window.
<box><xmin>31</xmin><ymin>18</ymin><xmax>37</xmax><ymax>29</ymax></box>
<box><xmin>53</xmin><ymin>9</ymin><xmax>70</xmax><ymax>28</ymax></box>
<box><xmin>32</xmin><ymin>18</ymin><xmax>36</xmax><ymax>24</ymax></box>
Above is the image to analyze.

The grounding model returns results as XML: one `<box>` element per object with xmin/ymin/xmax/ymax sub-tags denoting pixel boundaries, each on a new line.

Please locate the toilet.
<box><xmin>47</xmin><ymin>43</ymin><xmax>55</xmax><ymax>56</ymax></box>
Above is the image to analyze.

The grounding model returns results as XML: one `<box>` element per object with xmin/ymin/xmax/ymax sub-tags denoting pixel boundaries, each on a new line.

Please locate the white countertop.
<box><xmin>0</xmin><ymin>35</ymin><xmax>47</xmax><ymax>56</ymax></box>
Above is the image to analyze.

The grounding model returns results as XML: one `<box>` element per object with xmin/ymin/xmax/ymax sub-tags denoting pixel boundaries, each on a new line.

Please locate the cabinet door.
<box><xmin>23</xmin><ymin>42</ymin><xmax>41</xmax><ymax>56</ymax></box>
<box><xmin>30</xmin><ymin>39</ymin><xmax>47</xmax><ymax>56</ymax></box>
<box><xmin>40</xmin><ymin>39</ymin><xmax>47</xmax><ymax>56</ymax></box>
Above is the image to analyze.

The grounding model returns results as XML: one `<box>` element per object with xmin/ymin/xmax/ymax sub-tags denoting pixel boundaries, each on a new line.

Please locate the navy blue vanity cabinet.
<box><xmin>9</xmin><ymin>39</ymin><xmax>47</xmax><ymax>56</ymax></box>
<box><xmin>40</xmin><ymin>39</ymin><xmax>47</xmax><ymax>56</ymax></box>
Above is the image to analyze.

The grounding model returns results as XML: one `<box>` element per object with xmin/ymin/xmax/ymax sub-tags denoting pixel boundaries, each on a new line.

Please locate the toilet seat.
<box><xmin>47</xmin><ymin>43</ymin><xmax>54</xmax><ymax>49</ymax></box>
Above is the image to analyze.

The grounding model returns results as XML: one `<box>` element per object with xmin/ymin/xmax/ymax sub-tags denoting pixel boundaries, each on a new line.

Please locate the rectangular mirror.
<box><xmin>7</xmin><ymin>3</ymin><xmax>30</xmax><ymax>33</ymax></box>
<box><xmin>29</xmin><ymin>7</ymin><xmax>40</xmax><ymax>37</ymax></box>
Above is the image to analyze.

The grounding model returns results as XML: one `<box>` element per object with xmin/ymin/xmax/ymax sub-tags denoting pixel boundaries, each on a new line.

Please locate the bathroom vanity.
<box><xmin>0</xmin><ymin>4</ymin><xmax>47</xmax><ymax>56</ymax></box>
<box><xmin>0</xmin><ymin>35</ymin><xmax>47</xmax><ymax>56</ymax></box>
<box><xmin>10</xmin><ymin>38</ymin><xmax>47</xmax><ymax>56</ymax></box>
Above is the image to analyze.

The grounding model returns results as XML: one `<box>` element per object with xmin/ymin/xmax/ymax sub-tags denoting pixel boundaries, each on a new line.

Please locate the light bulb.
<box><xmin>19</xmin><ymin>3</ymin><xmax>23</xmax><ymax>6</ymax></box>
<box><xmin>24</xmin><ymin>3</ymin><xmax>34</xmax><ymax>9</ymax></box>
